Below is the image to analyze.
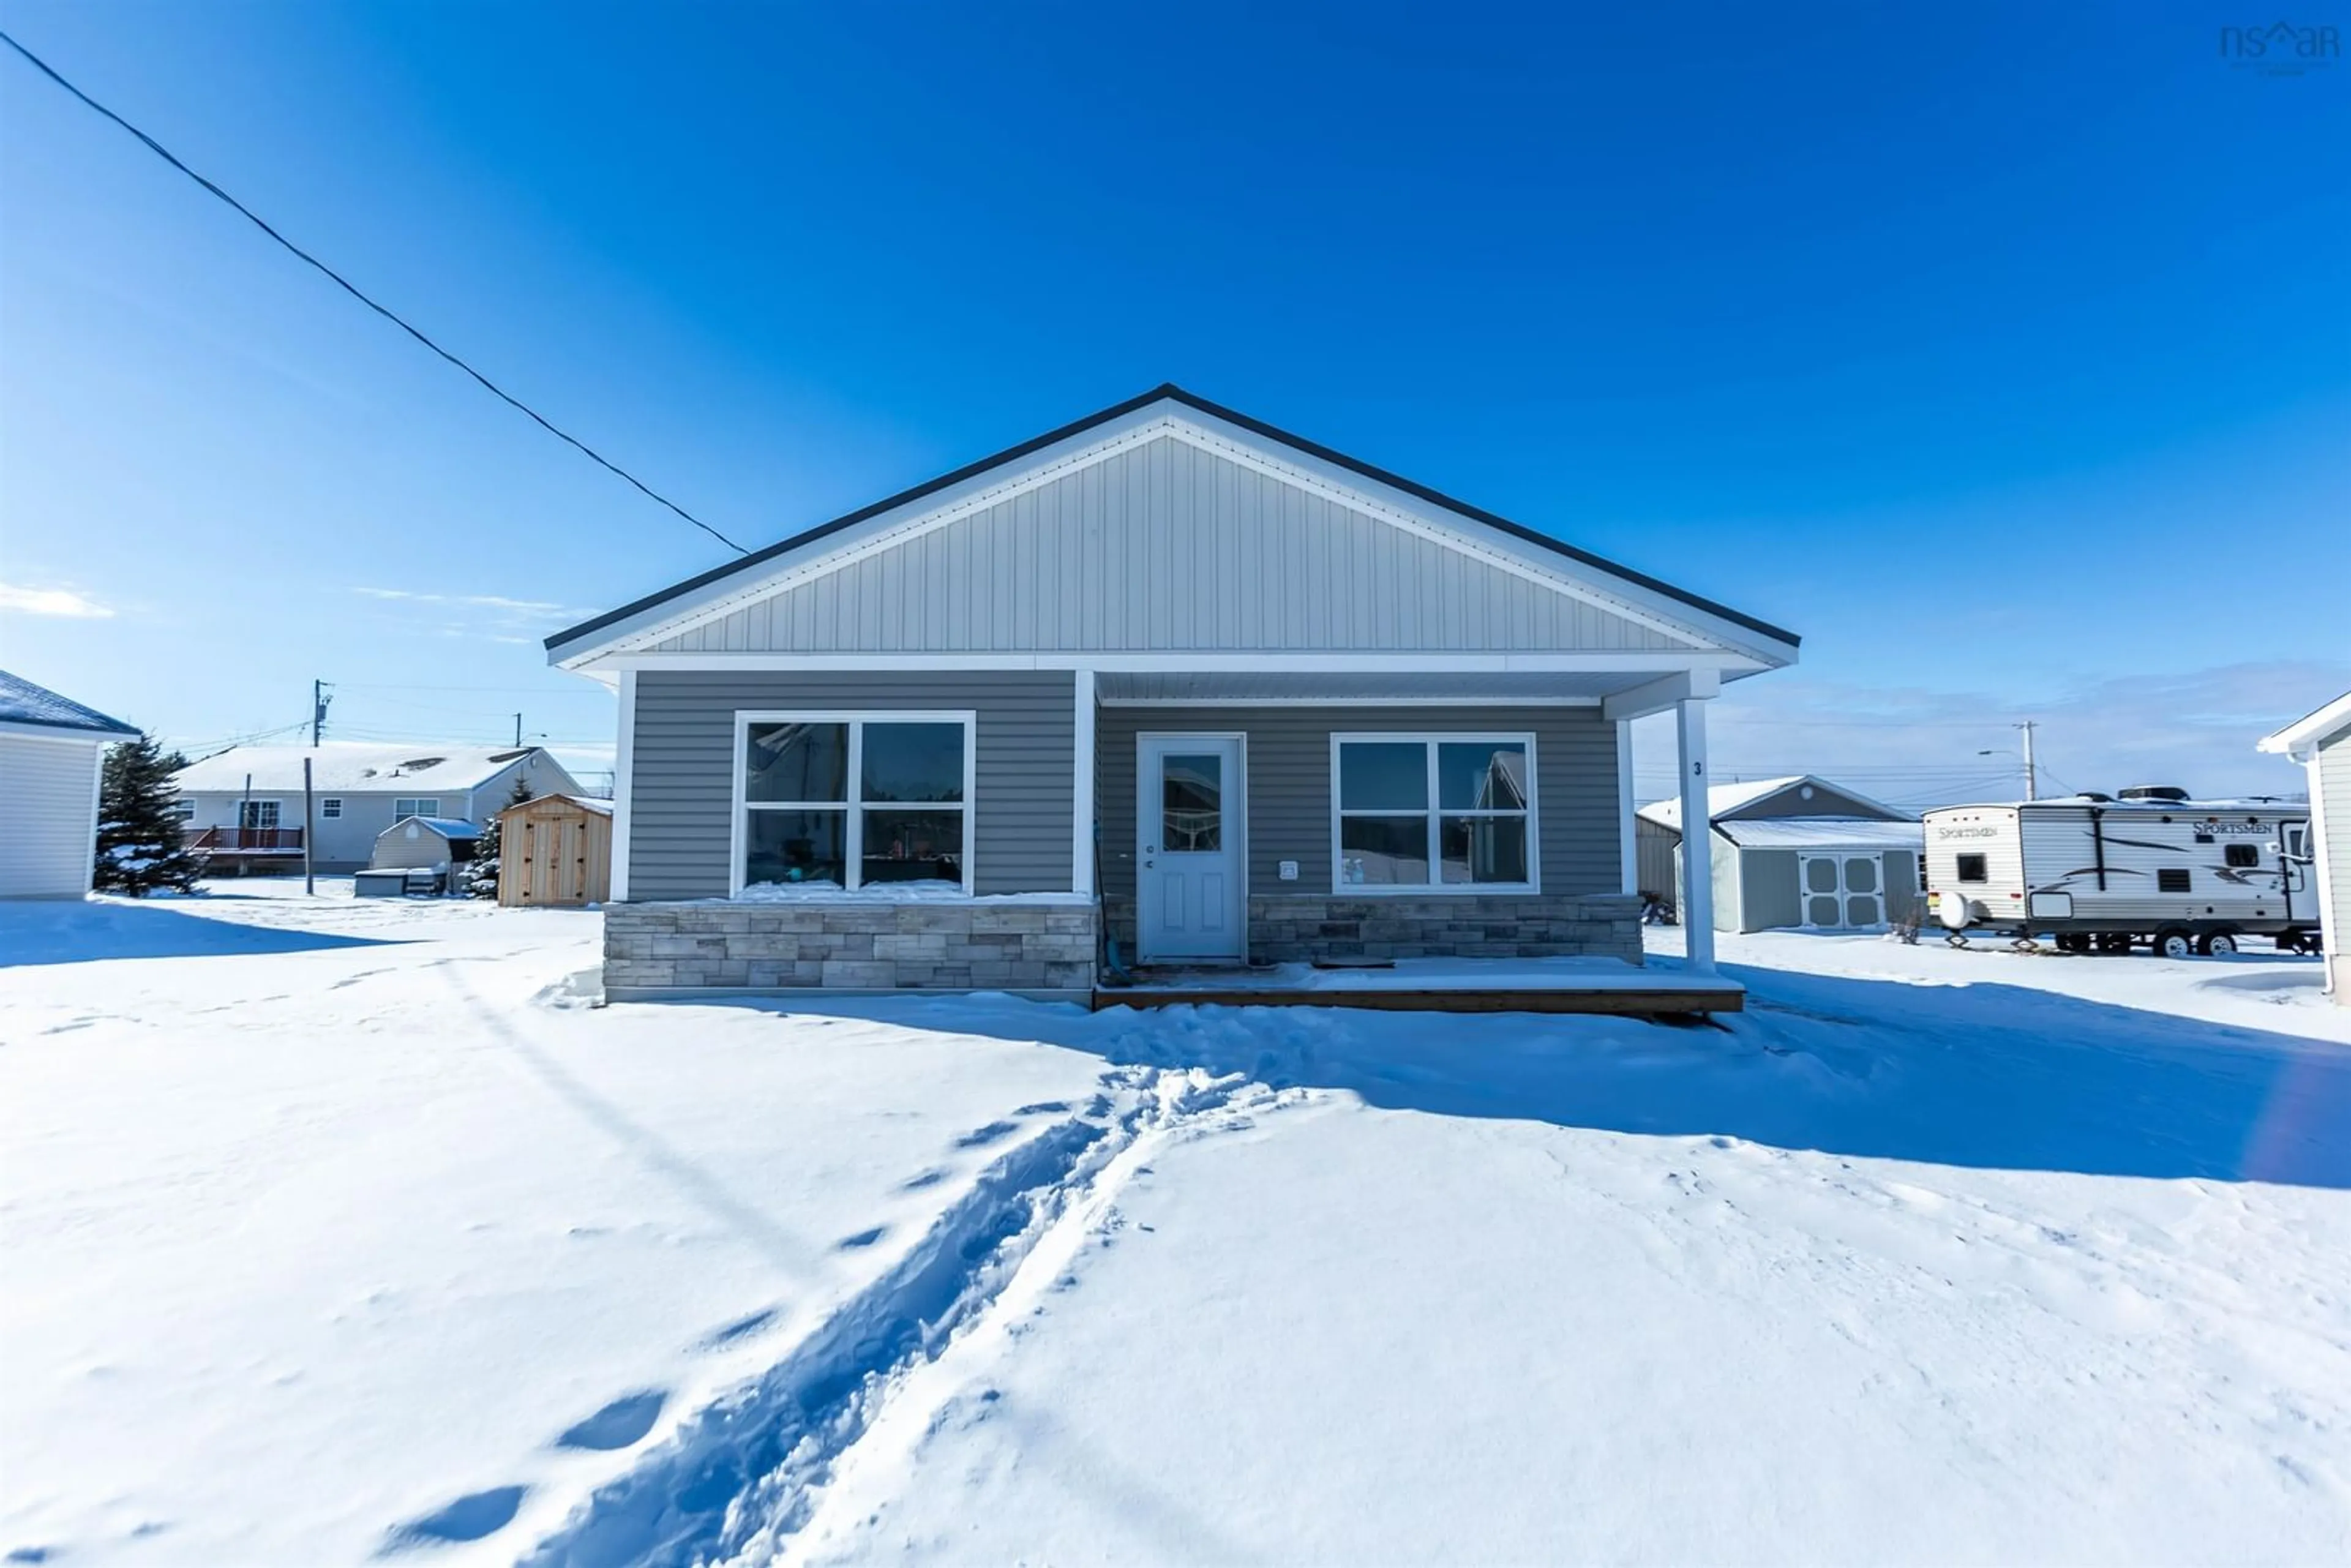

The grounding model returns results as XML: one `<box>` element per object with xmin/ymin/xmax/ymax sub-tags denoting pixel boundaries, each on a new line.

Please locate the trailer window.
<box><xmin>1956</xmin><ymin>853</ymin><xmax>1987</xmax><ymax>883</ymax></box>
<box><xmin>2287</xmin><ymin>825</ymin><xmax>2310</xmax><ymax>858</ymax></box>
<box><xmin>2223</xmin><ymin>842</ymin><xmax>2261</xmax><ymax>869</ymax></box>
<box><xmin>2158</xmin><ymin>867</ymin><xmax>2192</xmax><ymax>893</ymax></box>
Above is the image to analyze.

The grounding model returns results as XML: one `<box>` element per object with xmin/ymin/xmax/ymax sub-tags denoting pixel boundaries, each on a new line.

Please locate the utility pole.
<box><xmin>303</xmin><ymin>756</ymin><xmax>315</xmax><ymax>896</ymax></box>
<box><xmin>514</xmin><ymin>713</ymin><xmax>523</xmax><ymax>748</ymax></box>
<box><xmin>2015</xmin><ymin>721</ymin><xmax>2038</xmax><ymax>801</ymax></box>
<box><xmin>312</xmin><ymin>680</ymin><xmax>334</xmax><ymax>746</ymax></box>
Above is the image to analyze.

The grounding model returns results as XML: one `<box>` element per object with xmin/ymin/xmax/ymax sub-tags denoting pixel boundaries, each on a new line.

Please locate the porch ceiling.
<box><xmin>1094</xmin><ymin>670</ymin><xmax>1676</xmax><ymax>703</ymax></box>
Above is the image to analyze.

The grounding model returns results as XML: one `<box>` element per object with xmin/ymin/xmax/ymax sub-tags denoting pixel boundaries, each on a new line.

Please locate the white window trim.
<box><xmin>320</xmin><ymin>797</ymin><xmax>343</xmax><ymax>819</ymax></box>
<box><xmin>392</xmin><ymin>797</ymin><xmax>442</xmax><ymax>820</ymax></box>
<box><xmin>239</xmin><ymin>799</ymin><xmax>284</xmax><ymax>829</ymax></box>
<box><xmin>1328</xmin><ymin>732</ymin><xmax>1540</xmax><ymax>895</ymax></box>
<box><xmin>729</xmin><ymin>711</ymin><xmax>978</xmax><ymax>898</ymax></box>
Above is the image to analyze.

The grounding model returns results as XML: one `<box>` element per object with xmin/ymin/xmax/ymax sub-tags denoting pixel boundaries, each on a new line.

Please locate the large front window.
<box><xmin>1332</xmin><ymin>735</ymin><xmax>1535</xmax><ymax>891</ymax></box>
<box><xmin>738</xmin><ymin>714</ymin><xmax>972</xmax><ymax>893</ymax></box>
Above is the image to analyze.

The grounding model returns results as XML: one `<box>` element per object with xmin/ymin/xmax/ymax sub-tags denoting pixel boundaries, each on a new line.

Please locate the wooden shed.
<box><xmin>497</xmin><ymin>793</ymin><xmax>613</xmax><ymax>907</ymax></box>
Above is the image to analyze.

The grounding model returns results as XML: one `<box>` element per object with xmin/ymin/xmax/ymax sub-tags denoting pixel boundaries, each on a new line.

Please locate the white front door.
<box><xmin>1137</xmin><ymin>736</ymin><xmax>1245</xmax><ymax>962</ymax></box>
<box><xmin>1800</xmin><ymin>852</ymin><xmax>1885</xmax><ymax>928</ymax></box>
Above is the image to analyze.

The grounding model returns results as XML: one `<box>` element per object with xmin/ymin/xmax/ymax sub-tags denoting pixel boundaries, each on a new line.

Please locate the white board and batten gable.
<box><xmin>547</xmin><ymin>386</ymin><xmax>1799</xmax><ymax>680</ymax></box>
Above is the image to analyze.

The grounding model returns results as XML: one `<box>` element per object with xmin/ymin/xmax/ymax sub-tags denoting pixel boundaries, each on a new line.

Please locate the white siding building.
<box><xmin>2259</xmin><ymin>691</ymin><xmax>2351</xmax><ymax>1003</ymax></box>
<box><xmin>172</xmin><ymin>744</ymin><xmax>582</xmax><ymax>873</ymax></box>
<box><xmin>0</xmin><ymin>669</ymin><xmax>140</xmax><ymax>899</ymax></box>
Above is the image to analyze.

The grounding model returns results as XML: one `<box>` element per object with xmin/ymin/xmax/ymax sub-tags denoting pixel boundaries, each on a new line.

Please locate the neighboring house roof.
<box><xmin>173</xmin><ymin>743</ymin><xmax>572</xmax><ymax>795</ymax></box>
<box><xmin>1714</xmin><ymin>819</ymin><xmax>1925</xmax><ymax>850</ymax></box>
<box><xmin>546</xmin><ymin>384</ymin><xmax>1801</xmax><ymax>664</ymax></box>
<box><xmin>381</xmin><ymin>816</ymin><xmax>481</xmax><ymax>840</ymax></box>
<box><xmin>0</xmin><ymin>669</ymin><xmax>140</xmax><ymax>738</ymax></box>
<box><xmin>2259</xmin><ymin>690</ymin><xmax>2351</xmax><ymax>761</ymax></box>
<box><xmin>1638</xmin><ymin>775</ymin><xmax>1911</xmax><ymax>833</ymax></box>
<box><xmin>501</xmin><ymin>792</ymin><xmax>615</xmax><ymax>817</ymax></box>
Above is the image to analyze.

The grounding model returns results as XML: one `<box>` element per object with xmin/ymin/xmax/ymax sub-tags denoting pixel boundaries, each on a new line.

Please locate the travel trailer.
<box><xmin>1922</xmin><ymin>787</ymin><xmax>2319</xmax><ymax>956</ymax></box>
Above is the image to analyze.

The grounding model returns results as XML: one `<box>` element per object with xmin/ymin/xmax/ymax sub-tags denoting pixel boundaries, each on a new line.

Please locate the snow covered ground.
<box><xmin>5</xmin><ymin>887</ymin><xmax>2349</xmax><ymax>1565</ymax></box>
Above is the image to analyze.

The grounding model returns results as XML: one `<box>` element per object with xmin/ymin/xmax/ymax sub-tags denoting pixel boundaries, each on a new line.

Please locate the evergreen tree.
<box><xmin>94</xmin><ymin>734</ymin><xmax>208</xmax><ymax>896</ymax></box>
<box><xmin>470</xmin><ymin>775</ymin><xmax>536</xmax><ymax>898</ymax></box>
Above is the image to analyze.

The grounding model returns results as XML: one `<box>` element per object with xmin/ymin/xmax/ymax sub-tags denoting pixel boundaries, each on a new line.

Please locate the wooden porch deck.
<box><xmin>1092</xmin><ymin>957</ymin><xmax>1742</xmax><ymax>1016</ymax></box>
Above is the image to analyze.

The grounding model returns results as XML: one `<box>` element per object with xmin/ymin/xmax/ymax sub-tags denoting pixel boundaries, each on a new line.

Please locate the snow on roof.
<box><xmin>173</xmin><ymin>743</ymin><xmax>557</xmax><ymax>795</ymax></box>
<box><xmin>1637</xmin><ymin>776</ymin><xmax>1910</xmax><ymax>831</ymax></box>
<box><xmin>0</xmin><ymin>669</ymin><xmax>139</xmax><ymax>738</ymax></box>
<box><xmin>2259</xmin><ymin>689</ymin><xmax>2351</xmax><ymax>759</ymax></box>
<box><xmin>501</xmin><ymin>792</ymin><xmax>614</xmax><ymax>817</ymax></box>
<box><xmin>383</xmin><ymin>817</ymin><xmax>482</xmax><ymax>841</ymax></box>
<box><xmin>1714</xmin><ymin>819</ymin><xmax>1925</xmax><ymax>851</ymax></box>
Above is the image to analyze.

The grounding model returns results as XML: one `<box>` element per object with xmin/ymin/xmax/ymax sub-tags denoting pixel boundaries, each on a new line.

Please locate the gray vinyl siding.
<box><xmin>1884</xmin><ymin>850</ymin><xmax>1919</xmax><ymax>925</ymax></box>
<box><xmin>626</xmin><ymin>669</ymin><xmax>1075</xmax><ymax>900</ymax></box>
<box><xmin>651</xmin><ymin>438</ymin><xmax>1698</xmax><ymax>658</ymax></box>
<box><xmin>1097</xmin><ymin>705</ymin><xmax>1619</xmax><ymax>901</ymax></box>
<box><xmin>1727</xmin><ymin>782</ymin><xmax>1902</xmax><ymax>822</ymax></box>
<box><xmin>1737</xmin><ymin>847</ymin><xmax>1801</xmax><ymax>932</ymax></box>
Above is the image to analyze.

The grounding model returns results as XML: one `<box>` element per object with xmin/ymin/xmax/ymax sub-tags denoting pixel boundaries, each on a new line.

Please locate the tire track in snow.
<box><xmin>519</xmin><ymin>1064</ymin><xmax>1278</xmax><ymax>1568</ymax></box>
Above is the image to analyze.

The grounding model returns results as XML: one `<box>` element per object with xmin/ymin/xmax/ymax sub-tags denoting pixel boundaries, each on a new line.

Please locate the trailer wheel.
<box><xmin>2199</xmin><ymin>932</ymin><xmax>2238</xmax><ymax>957</ymax></box>
<box><xmin>2055</xmin><ymin>933</ymin><xmax>2091</xmax><ymax>955</ymax></box>
<box><xmin>2153</xmin><ymin>927</ymin><xmax>2195</xmax><ymax>960</ymax></box>
<box><xmin>2096</xmin><ymin>934</ymin><xmax>2133</xmax><ymax>955</ymax></box>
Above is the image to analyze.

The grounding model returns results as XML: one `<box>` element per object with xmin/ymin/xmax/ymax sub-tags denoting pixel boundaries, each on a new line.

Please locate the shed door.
<box><xmin>1137</xmin><ymin>737</ymin><xmax>1245</xmax><ymax>962</ymax></box>
<box><xmin>1801</xmin><ymin>853</ymin><xmax>1885</xmax><ymax>928</ymax></box>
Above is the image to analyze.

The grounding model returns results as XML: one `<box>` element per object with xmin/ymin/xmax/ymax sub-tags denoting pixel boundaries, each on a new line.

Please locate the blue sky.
<box><xmin>2</xmin><ymin>1</ymin><xmax>2344</xmax><ymax>803</ymax></box>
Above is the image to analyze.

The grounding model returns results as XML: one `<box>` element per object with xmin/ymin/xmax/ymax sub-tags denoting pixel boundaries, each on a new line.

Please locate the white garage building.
<box><xmin>2259</xmin><ymin>690</ymin><xmax>2351</xmax><ymax>1003</ymax></box>
<box><xmin>0</xmin><ymin>669</ymin><xmax>140</xmax><ymax>899</ymax></box>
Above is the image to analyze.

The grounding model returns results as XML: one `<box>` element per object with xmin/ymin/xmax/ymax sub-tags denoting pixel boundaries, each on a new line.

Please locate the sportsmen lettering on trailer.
<box><xmin>1922</xmin><ymin>786</ymin><xmax>2319</xmax><ymax>956</ymax></box>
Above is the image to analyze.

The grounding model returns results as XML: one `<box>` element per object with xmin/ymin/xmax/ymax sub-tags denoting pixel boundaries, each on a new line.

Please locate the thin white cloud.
<box><xmin>351</xmin><ymin>588</ymin><xmax>583</xmax><ymax>618</ymax></box>
<box><xmin>0</xmin><ymin>582</ymin><xmax>114</xmax><ymax>619</ymax></box>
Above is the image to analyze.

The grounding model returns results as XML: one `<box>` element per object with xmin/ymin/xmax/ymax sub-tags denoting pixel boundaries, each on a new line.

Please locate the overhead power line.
<box><xmin>0</xmin><ymin>28</ymin><xmax>748</xmax><ymax>557</ymax></box>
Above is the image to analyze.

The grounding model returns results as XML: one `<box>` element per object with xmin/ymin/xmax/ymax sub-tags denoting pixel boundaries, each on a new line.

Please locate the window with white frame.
<box><xmin>169</xmin><ymin>798</ymin><xmax>195</xmax><ymax>823</ymax></box>
<box><xmin>239</xmin><ymin>800</ymin><xmax>281</xmax><ymax>830</ymax></box>
<box><xmin>320</xmin><ymin>798</ymin><xmax>343</xmax><ymax>819</ymax></box>
<box><xmin>392</xmin><ymin>797</ymin><xmax>440</xmax><ymax>819</ymax></box>
<box><xmin>1332</xmin><ymin>735</ymin><xmax>1535</xmax><ymax>890</ymax></box>
<box><xmin>738</xmin><ymin>715</ymin><xmax>973</xmax><ymax>893</ymax></box>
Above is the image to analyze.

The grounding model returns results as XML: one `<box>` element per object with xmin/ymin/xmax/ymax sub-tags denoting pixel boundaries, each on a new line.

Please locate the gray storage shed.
<box><xmin>1638</xmin><ymin>775</ymin><xmax>1921</xmax><ymax>932</ymax></box>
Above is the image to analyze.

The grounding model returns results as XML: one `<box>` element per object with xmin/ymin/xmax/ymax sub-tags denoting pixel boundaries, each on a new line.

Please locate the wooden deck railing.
<box><xmin>185</xmin><ymin>826</ymin><xmax>305</xmax><ymax>853</ymax></box>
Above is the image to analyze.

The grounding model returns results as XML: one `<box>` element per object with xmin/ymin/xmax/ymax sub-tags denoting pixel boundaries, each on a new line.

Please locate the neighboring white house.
<box><xmin>0</xmin><ymin>669</ymin><xmax>141</xmax><ymax>898</ymax></box>
<box><xmin>2259</xmin><ymin>691</ymin><xmax>2351</xmax><ymax>1003</ymax></box>
<box><xmin>171</xmin><ymin>743</ymin><xmax>582</xmax><ymax>873</ymax></box>
<box><xmin>1637</xmin><ymin>775</ymin><xmax>1921</xmax><ymax>932</ymax></box>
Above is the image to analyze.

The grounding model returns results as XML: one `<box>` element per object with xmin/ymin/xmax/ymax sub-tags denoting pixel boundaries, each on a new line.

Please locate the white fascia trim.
<box><xmin>1100</xmin><ymin>696</ymin><xmax>1603</xmax><ymax>708</ymax></box>
<box><xmin>595</xmin><ymin>651</ymin><xmax>1762</xmax><ymax>675</ymax></box>
<box><xmin>0</xmin><ymin>722</ymin><xmax>122</xmax><ymax>746</ymax></box>
<box><xmin>1602</xmin><ymin>668</ymin><xmax>1722</xmax><ymax>722</ymax></box>
<box><xmin>2259</xmin><ymin>690</ymin><xmax>2351</xmax><ymax>760</ymax></box>
<box><xmin>555</xmin><ymin>402</ymin><xmax>1795</xmax><ymax>669</ymax></box>
<box><xmin>610</xmin><ymin>669</ymin><xmax>637</xmax><ymax>901</ymax></box>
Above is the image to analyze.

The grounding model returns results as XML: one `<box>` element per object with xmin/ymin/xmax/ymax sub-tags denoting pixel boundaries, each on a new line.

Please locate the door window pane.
<box><xmin>1843</xmin><ymin>857</ymin><xmax>1878</xmax><ymax>894</ymax></box>
<box><xmin>1805</xmin><ymin>857</ymin><xmax>1840</xmax><ymax>893</ymax></box>
<box><xmin>240</xmin><ymin>800</ymin><xmax>280</xmax><ymax>829</ymax></box>
<box><xmin>1437</xmin><ymin>742</ymin><xmax>1528</xmax><ymax>811</ymax></box>
<box><xmin>1338</xmin><ymin>743</ymin><xmax>1427</xmax><ymax>811</ymax></box>
<box><xmin>1847</xmin><ymin>895</ymin><xmax>1882</xmax><ymax>925</ymax></box>
<box><xmin>746</xmin><ymin>722</ymin><xmax>847</xmax><ymax>803</ymax></box>
<box><xmin>1808</xmin><ymin>895</ymin><xmax>1843</xmax><ymax>926</ymax></box>
<box><xmin>744</xmin><ymin>809</ymin><xmax>847</xmax><ymax>888</ymax></box>
<box><xmin>1162</xmin><ymin>754</ymin><xmax>1222</xmax><ymax>852</ymax></box>
<box><xmin>1340</xmin><ymin>816</ymin><xmax>1429</xmax><ymax>884</ymax></box>
<box><xmin>862</xmin><ymin>722</ymin><xmax>965</xmax><ymax>803</ymax></box>
<box><xmin>1440</xmin><ymin>816</ymin><xmax>1528</xmax><ymax>884</ymax></box>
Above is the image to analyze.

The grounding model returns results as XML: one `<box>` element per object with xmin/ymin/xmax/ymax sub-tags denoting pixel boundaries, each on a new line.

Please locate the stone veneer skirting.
<box><xmin>1104</xmin><ymin>892</ymin><xmax>1646</xmax><ymax>966</ymax></box>
<box><xmin>604</xmin><ymin>900</ymin><xmax>1099</xmax><ymax>997</ymax></box>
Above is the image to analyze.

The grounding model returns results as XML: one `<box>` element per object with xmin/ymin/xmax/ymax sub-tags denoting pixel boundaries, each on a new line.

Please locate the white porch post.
<box><xmin>1071</xmin><ymin>669</ymin><xmax>1096</xmax><ymax>896</ymax></box>
<box><xmin>1675</xmin><ymin>695</ymin><xmax>1715</xmax><ymax>972</ymax></box>
<box><xmin>609</xmin><ymin>668</ymin><xmax>636</xmax><ymax>902</ymax></box>
<box><xmin>1616</xmin><ymin>717</ymin><xmax>1637</xmax><ymax>896</ymax></box>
